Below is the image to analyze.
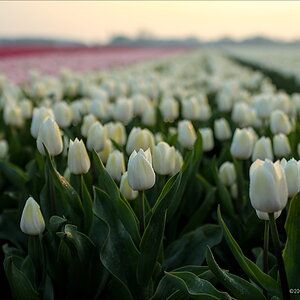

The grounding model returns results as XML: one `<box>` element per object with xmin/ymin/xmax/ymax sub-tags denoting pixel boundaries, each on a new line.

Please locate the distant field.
<box><xmin>0</xmin><ymin>45</ymin><xmax>190</xmax><ymax>83</ymax></box>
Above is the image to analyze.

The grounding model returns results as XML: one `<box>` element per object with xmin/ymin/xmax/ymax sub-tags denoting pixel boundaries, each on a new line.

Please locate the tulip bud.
<box><xmin>214</xmin><ymin>118</ymin><xmax>232</xmax><ymax>141</ymax></box>
<box><xmin>182</xmin><ymin>97</ymin><xmax>200</xmax><ymax>120</ymax></box>
<box><xmin>252</xmin><ymin>94</ymin><xmax>273</xmax><ymax>119</ymax></box>
<box><xmin>280</xmin><ymin>158</ymin><xmax>300</xmax><ymax>197</ymax></box>
<box><xmin>126</xmin><ymin>127</ymin><xmax>155</xmax><ymax>154</ymax></box>
<box><xmin>231</xmin><ymin>102</ymin><xmax>251</xmax><ymax>127</ymax></box>
<box><xmin>68</xmin><ymin>138</ymin><xmax>90</xmax><ymax>174</ymax></box>
<box><xmin>270</xmin><ymin>110</ymin><xmax>292</xmax><ymax>135</ymax></box>
<box><xmin>153</xmin><ymin>142</ymin><xmax>176</xmax><ymax>175</ymax></box>
<box><xmin>53</xmin><ymin>101</ymin><xmax>73</xmax><ymax>128</ymax></box>
<box><xmin>0</xmin><ymin>140</ymin><xmax>8</xmax><ymax>159</ymax></box>
<box><xmin>199</xmin><ymin>128</ymin><xmax>214</xmax><ymax>152</ymax></box>
<box><xmin>128</xmin><ymin>149</ymin><xmax>155</xmax><ymax>191</ymax></box>
<box><xmin>230</xmin><ymin>128</ymin><xmax>254</xmax><ymax>159</ymax></box>
<box><xmin>31</xmin><ymin>107</ymin><xmax>54</xmax><ymax>138</ymax></box>
<box><xmin>120</xmin><ymin>172</ymin><xmax>138</xmax><ymax>200</ymax></box>
<box><xmin>249</xmin><ymin>159</ymin><xmax>288</xmax><ymax>213</ymax></box>
<box><xmin>216</xmin><ymin>93</ymin><xmax>233</xmax><ymax>112</ymax></box>
<box><xmin>219</xmin><ymin>162</ymin><xmax>236</xmax><ymax>186</ymax></box>
<box><xmin>273</xmin><ymin>92</ymin><xmax>290</xmax><ymax>114</ymax></box>
<box><xmin>36</xmin><ymin>118</ymin><xmax>63</xmax><ymax>156</ymax></box>
<box><xmin>256</xmin><ymin>210</ymin><xmax>282</xmax><ymax>220</ymax></box>
<box><xmin>252</xmin><ymin>137</ymin><xmax>273</xmax><ymax>162</ymax></box>
<box><xmin>98</xmin><ymin>139</ymin><xmax>113</xmax><ymax>164</ymax></box>
<box><xmin>160</xmin><ymin>98</ymin><xmax>179</xmax><ymax>122</ymax></box>
<box><xmin>20</xmin><ymin>197</ymin><xmax>45</xmax><ymax>235</ymax></box>
<box><xmin>199</xmin><ymin>104</ymin><xmax>211</xmax><ymax>121</ymax></box>
<box><xmin>132</xmin><ymin>94</ymin><xmax>150</xmax><ymax>116</ymax></box>
<box><xmin>4</xmin><ymin>103</ymin><xmax>24</xmax><ymax>128</ymax></box>
<box><xmin>105</xmin><ymin>122</ymin><xmax>127</xmax><ymax>146</ymax></box>
<box><xmin>87</xmin><ymin>121</ymin><xmax>108</xmax><ymax>152</ymax></box>
<box><xmin>169</xmin><ymin>150</ymin><xmax>183</xmax><ymax>176</ymax></box>
<box><xmin>113</xmin><ymin>97</ymin><xmax>133</xmax><ymax>124</ymax></box>
<box><xmin>178</xmin><ymin>120</ymin><xmax>196</xmax><ymax>150</ymax></box>
<box><xmin>106</xmin><ymin>150</ymin><xmax>125</xmax><ymax>182</ymax></box>
<box><xmin>81</xmin><ymin>114</ymin><xmax>97</xmax><ymax>137</ymax></box>
<box><xmin>142</xmin><ymin>106</ymin><xmax>156</xmax><ymax>126</ymax></box>
<box><xmin>20</xmin><ymin>99</ymin><xmax>33</xmax><ymax>119</ymax></box>
<box><xmin>70</xmin><ymin>101</ymin><xmax>83</xmax><ymax>125</ymax></box>
<box><xmin>273</xmin><ymin>133</ymin><xmax>291</xmax><ymax>157</ymax></box>
<box><xmin>90</xmin><ymin>99</ymin><xmax>110</xmax><ymax>121</ymax></box>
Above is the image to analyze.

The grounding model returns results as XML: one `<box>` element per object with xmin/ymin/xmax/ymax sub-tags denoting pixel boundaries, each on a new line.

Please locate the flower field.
<box><xmin>0</xmin><ymin>49</ymin><xmax>299</xmax><ymax>300</ymax></box>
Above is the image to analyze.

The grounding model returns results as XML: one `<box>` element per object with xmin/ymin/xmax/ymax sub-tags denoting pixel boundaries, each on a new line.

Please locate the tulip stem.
<box><xmin>269</xmin><ymin>213</ymin><xmax>290</xmax><ymax>300</ymax></box>
<box><xmin>263</xmin><ymin>220</ymin><xmax>269</xmax><ymax>274</ymax></box>
<box><xmin>234</xmin><ymin>159</ymin><xmax>244</xmax><ymax>217</ymax></box>
<box><xmin>38</xmin><ymin>233</ymin><xmax>47</xmax><ymax>294</ymax></box>
<box><xmin>139</xmin><ymin>191</ymin><xmax>146</xmax><ymax>234</ymax></box>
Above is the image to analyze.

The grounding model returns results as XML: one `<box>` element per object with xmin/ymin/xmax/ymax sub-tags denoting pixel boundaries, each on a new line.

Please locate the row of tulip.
<box><xmin>0</xmin><ymin>51</ymin><xmax>299</xmax><ymax>299</ymax></box>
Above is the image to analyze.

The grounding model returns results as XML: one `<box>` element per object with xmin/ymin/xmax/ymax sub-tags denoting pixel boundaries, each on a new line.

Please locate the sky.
<box><xmin>0</xmin><ymin>1</ymin><xmax>300</xmax><ymax>43</ymax></box>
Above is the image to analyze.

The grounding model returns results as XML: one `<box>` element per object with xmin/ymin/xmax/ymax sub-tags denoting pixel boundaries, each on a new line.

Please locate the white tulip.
<box><xmin>36</xmin><ymin>118</ymin><xmax>63</xmax><ymax>156</ymax></box>
<box><xmin>280</xmin><ymin>158</ymin><xmax>300</xmax><ymax>197</ymax></box>
<box><xmin>126</xmin><ymin>127</ymin><xmax>155</xmax><ymax>154</ymax></box>
<box><xmin>113</xmin><ymin>97</ymin><xmax>133</xmax><ymax>124</ymax></box>
<box><xmin>81</xmin><ymin>114</ymin><xmax>97</xmax><ymax>137</ymax></box>
<box><xmin>270</xmin><ymin>110</ymin><xmax>291</xmax><ymax>135</ymax></box>
<box><xmin>120</xmin><ymin>172</ymin><xmax>138</xmax><ymax>200</ymax></box>
<box><xmin>105</xmin><ymin>122</ymin><xmax>127</xmax><ymax>146</ymax></box>
<box><xmin>87</xmin><ymin>121</ymin><xmax>108</xmax><ymax>152</ymax></box>
<box><xmin>252</xmin><ymin>137</ymin><xmax>273</xmax><ymax>162</ymax></box>
<box><xmin>153</xmin><ymin>142</ymin><xmax>176</xmax><ymax>175</ymax></box>
<box><xmin>98</xmin><ymin>139</ymin><xmax>113</xmax><ymax>165</ymax></box>
<box><xmin>178</xmin><ymin>120</ymin><xmax>196</xmax><ymax>150</ymax></box>
<box><xmin>249</xmin><ymin>159</ymin><xmax>288</xmax><ymax>213</ymax></box>
<box><xmin>273</xmin><ymin>134</ymin><xmax>291</xmax><ymax>157</ymax></box>
<box><xmin>160</xmin><ymin>98</ymin><xmax>179</xmax><ymax>122</ymax></box>
<box><xmin>68</xmin><ymin>138</ymin><xmax>90</xmax><ymax>174</ymax></box>
<box><xmin>106</xmin><ymin>150</ymin><xmax>125</xmax><ymax>182</ymax></box>
<box><xmin>20</xmin><ymin>197</ymin><xmax>45</xmax><ymax>235</ymax></box>
<box><xmin>53</xmin><ymin>101</ymin><xmax>73</xmax><ymax>128</ymax></box>
<box><xmin>127</xmin><ymin>149</ymin><xmax>155</xmax><ymax>191</ymax></box>
<box><xmin>214</xmin><ymin>118</ymin><xmax>232</xmax><ymax>141</ymax></box>
<box><xmin>199</xmin><ymin>128</ymin><xmax>214</xmax><ymax>152</ymax></box>
<box><xmin>20</xmin><ymin>99</ymin><xmax>33</xmax><ymax>119</ymax></box>
<box><xmin>230</xmin><ymin>128</ymin><xmax>254</xmax><ymax>159</ymax></box>
<box><xmin>219</xmin><ymin>162</ymin><xmax>236</xmax><ymax>187</ymax></box>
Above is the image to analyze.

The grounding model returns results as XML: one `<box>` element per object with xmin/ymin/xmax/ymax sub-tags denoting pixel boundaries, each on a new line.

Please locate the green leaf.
<box><xmin>49</xmin><ymin>216</ymin><xmax>68</xmax><ymax>232</ymax></box>
<box><xmin>80</xmin><ymin>175</ymin><xmax>93</xmax><ymax>234</ymax></box>
<box><xmin>206</xmin><ymin>247</ymin><xmax>267</xmax><ymax>300</ymax></box>
<box><xmin>92</xmin><ymin>150</ymin><xmax>140</xmax><ymax>245</ymax></box>
<box><xmin>164</xmin><ymin>224</ymin><xmax>222</xmax><ymax>271</ymax></box>
<box><xmin>137</xmin><ymin>172</ymin><xmax>182</xmax><ymax>285</ymax></box>
<box><xmin>93</xmin><ymin>187</ymin><xmax>140</xmax><ymax>297</ymax></box>
<box><xmin>165</xmin><ymin>271</ymin><xmax>231</xmax><ymax>300</ymax></box>
<box><xmin>151</xmin><ymin>266</ymin><xmax>210</xmax><ymax>300</ymax></box>
<box><xmin>41</xmin><ymin>146</ymin><xmax>83</xmax><ymax>228</ymax></box>
<box><xmin>217</xmin><ymin>207</ymin><xmax>281</xmax><ymax>297</ymax></box>
<box><xmin>0</xmin><ymin>160</ymin><xmax>29</xmax><ymax>188</ymax></box>
<box><xmin>182</xmin><ymin>188</ymin><xmax>217</xmax><ymax>234</ymax></box>
<box><xmin>0</xmin><ymin>209</ymin><xmax>27</xmax><ymax>249</ymax></box>
<box><xmin>283</xmin><ymin>194</ymin><xmax>300</xmax><ymax>299</ymax></box>
<box><xmin>58</xmin><ymin>224</ymin><xmax>95</xmax><ymax>265</ymax></box>
<box><xmin>4</xmin><ymin>256</ymin><xmax>39</xmax><ymax>300</ymax></box>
